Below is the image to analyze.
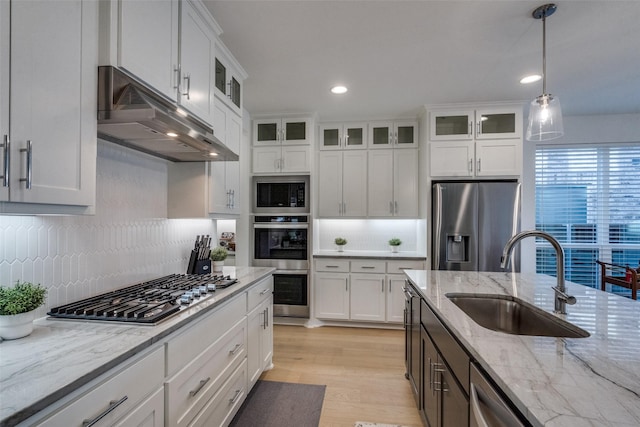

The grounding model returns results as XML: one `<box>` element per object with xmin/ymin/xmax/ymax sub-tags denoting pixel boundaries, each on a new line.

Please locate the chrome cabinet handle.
<box><xmin>260</xmin><ymin>288</ymin><xmax>270</xmax><ymax>295</ymax></box>
<box><xmin>189</xmin><ymin>377</ymin><xmax>211</xmax><ymax>397</ymax></box>
<box><xmin>82</xmin><ymin>396</ymin><xmax>128</xmax><ymax>426</ymax></box>
<box><xmin>174</xmin><ymin>65</ymin><xmax>181</xmax><ymax>90</ymax></box>
<box><xmin>265</xmin><ymin>307</ymin><xmax>269</xmax><ymax>328</ymax></box>
<box><xmin>468</xmin><ymin>121</ymin><xmax>473</xmax><ymax>136</ymax></box>
<box><xmin>1</xmin><ymin>135</ymin><xmax>9</xmax><ymax>187</ymax></box>
<box><xmin>476</xmin><ymin>121</ymin><xmax>481</xmax><ymax>136</ymax></box>
<box><xmin>381</xmin><ymin>279</ymin><xmax>384</xmax><ymax>293</ymax></box>
<box><xmin>229</xmin><ymin>343</ymin><xmax>242</xmax><ymax>355</ymax></box>
<box><xmin>361</xmin><ymin>266</ymin><xmax>376</xmax><ymax>269</ymax></box>
<box><xmin>345</xmin><ymin>277</ymin><xmax>348</xmax><ymax>291</ymax></box>
<box><xmin>325</xmin><ymin>265</ymin><xmax>340</xmax><ymax>268</ymax></box>
<box><xmin>182</xmin><ymin>74</ymin><xmax>191</xmax><ymax>99</ymax></box>
<box><xmin>19</xmin><ymin>140</ymin><xmax>32</xmax><ymax>189</ymax></box>
<box><xmin>469</xmin><ymin>158</ymin><xmax>473</xmax><ymax>173</ymax></box>
<box><xmin>477</xmin><ymin>158</ymin><xmax>481</xmax><ymax>173</ymax></box>
<box><xmin>229</xmin><ymin>389</ymin><xmax>243</xmax><ymax>404</ymax></box>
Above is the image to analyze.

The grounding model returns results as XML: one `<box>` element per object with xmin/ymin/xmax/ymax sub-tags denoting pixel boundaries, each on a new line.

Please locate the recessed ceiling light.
<box><xmin>166</xmin><ymin>132</ymin><xmax>178</xmax><ymax>137</ymax></box>
<box><xmin>331</xmin><ymin>85</ymin><xmax>348</xmax><ymax>94</ymax></box>
<box><xmin>209</xmin><ymin>152</ymin><xmax>218</xmax><ymax>157</ymax></box>
<box><xmin>520</xmin><ymin>74</ymin><xmax>542</xmax><ymax>84</ymax></box>
<box><xmin>176</xmin><ymin>108</ymin><xmax>188</xmax><ymax>117</ymax></box>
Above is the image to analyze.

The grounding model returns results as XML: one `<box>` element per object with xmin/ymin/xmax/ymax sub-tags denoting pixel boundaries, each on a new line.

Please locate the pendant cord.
<box><xmin>542</xmin><ymin>14</ymin><xmax>547</xmax><ymax>95</ymax></box>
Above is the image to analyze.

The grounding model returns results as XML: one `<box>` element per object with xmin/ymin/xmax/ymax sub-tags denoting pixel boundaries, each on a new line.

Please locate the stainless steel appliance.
<box><xmin>97</xmin><ymin>66</ymin><xmax>238</xmax><ymax>162</ymax></box>
<box><xmin>470</xmin><ymin>363</ymin><xmax>525</xmax><ymax>427</ymax></box>
<box><xmin>47</xmin><ymin>274</ymin><xmax>238</xmax><ymax>324</ymax></box>
<box><xmin>251</xmin><ymin>215</ymin><xmax>309</xmax><ymax>317</ymax></box>
<box><xmin>432</xmin><ymin>181</ymin><xmax>521</xmax><ymax>272</ymax></box>
<box><xmin>404</xmin><ymin>282</ymin><xmax>421</xmax><ymax>406</ymax></box>
<box><xmin>252</xmin><ymin>175</ymin><xmax>309</xmax><ymax>214</ymax></box>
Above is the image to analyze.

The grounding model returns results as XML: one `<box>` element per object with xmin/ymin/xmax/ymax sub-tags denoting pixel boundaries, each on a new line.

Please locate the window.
<box><xmin>535</xmin><ymin>143</ymin><xmax>640</xmax><ymax>297</ymax></box>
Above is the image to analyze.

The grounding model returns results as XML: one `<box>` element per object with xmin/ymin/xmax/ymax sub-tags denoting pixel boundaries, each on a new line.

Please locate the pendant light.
<box><xmin>526</xmin><ymin>3</ymin><xmax>564</xmax><ymax>141</ymax></box>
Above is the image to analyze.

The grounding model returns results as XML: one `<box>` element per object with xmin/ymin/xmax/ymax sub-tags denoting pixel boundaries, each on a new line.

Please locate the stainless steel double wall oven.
<box><xmin>251</xmin><ymin>176</ymin><xmax>310</xmax><ymax>318</ymax></box>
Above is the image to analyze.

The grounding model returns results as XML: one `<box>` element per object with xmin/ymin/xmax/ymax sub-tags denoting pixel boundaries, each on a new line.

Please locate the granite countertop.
<box><xmin>313</xmin><ymin>250</ymin><xmax>426</xmax><ymax>260</ymax></box>
<box><xmin>404</xmin><ymin>270</ymin><xmax>640</xmax><ymax>427</ymax></box>
<box><xmin>0</xmin><ymin>266</ymin><xmax>275</xmax><ymax>427</ymax></box>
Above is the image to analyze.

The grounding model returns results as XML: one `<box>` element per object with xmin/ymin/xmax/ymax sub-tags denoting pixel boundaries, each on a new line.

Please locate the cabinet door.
<box><xmin>119</xmin><ymin>0</ymin><xmax>178</xmax><ymax>99</ymax></box>
<box><xmin>341</xmin><ymin>151</ymin><xmax>367</xmax><ymax>217</ymax></box>
<box><xmin>476</xmin><ymin>107</ymin><xmax>522</xmax><ymax>140</ymax></box>
<box><xmin>367</xmin><ymin>150</ymin><xmax>394</xmax><ymax>216</ymax></box>
<box><xmin>318</xmin><ymin>151</ymin><xmax>343</xmax><ymax>217</ymax></box>
<box><xmin>393</xmin><ymin>149</ymin><xmax>419</xmax><ymax>217</ymax></box>
<box><xmin>213</xmin><ymin>100</ymin><xmax>228</xmax><ymax>147</ymax></box>
<box><xmin>475</xmin><ymin>139</ymin><xmax>521</xmax><ymax>177</ymax></box>
<box><xmin>0</xmin><ymin>0</ymin><xmax>8</xmax><ymax>201</ymax></box>
<box><xmin>253</xmin><ymin>119</ymin><xmax>281</xmax><ymax>145</ymax></box>
<box><xmin>282</xmin><ymin>118</ymin><xmax>311</xmax><ymax>144</ymax></box>
<box><xmin>440</xmin><ymin>359</ymin><xmax>469</xmax><ymax>427</ymax></box>
<box><xmin>421</xmin><ymin>327</ymin><xmax>438</xmax><ymax>427</ymax></box>
<box><xmin>344</xmin><ymin>122</ymin><xmax>368</xmax><ymax>149</ymax></box>
<box><xmin>9</xmin><ymin>0</ymin><xmax>96</xmax><ymax>206</ymax></box>
<box><xmin>350</xmin><ymin>273</ymin><xmax>386</xmax><ymax>322</ymax></box>
<box><xmin>394</xmin><ymin>120</ymin><xmax>418</xmax><ymax>148</ymax></box>
<box><xmin>368</xmin><ymin>121</ymin><xmax>393</xmax><ymax>148</ymax></box>
<box><xmin>179</xmin><ymin>0</ymin><xmax>216</xmax><ymax>126</ymax></box>
<box><xmin>247</xmin><ymin>302</ymin><xmax>264</xmax><ymax>388</ymax></box>
<box><xmin>226</xmin><ymin>161</ymin><xmax>240</xmax><ymax>213</ymax></box>
<box><xmin>386</xmin><ymin>276</ymin><xmax>406</xmax><ymax>323</ymax></box>
<box><xmin>429</xmin><ymin>141</ymin><xmax>474</xmax><ymax>177</ymax></box>
<box><xmin>430</xmin><ymin>110</ymin><xmax>474</xmax><ymax>141</ymax></box>
<box><xmin>319</xmin><ymin>123</ymin><xmax>342</xmax><ymax>150</ymax></box>
<box><xmin>314</xmin><ymin>272</ymin><xmax>350</xmax><ymax>320</ymax></box>
<box><xmin>209</xmin><ymin>162</ymin><xmax>228</xmax><ymax>214</ymax></box>
<box><xmin>226</xmin><ymin>110</ymin><xmax>242</xmax><ymax>157</ymax></box>
<box><xmin>113</xmin><ymin>387</ymin><xmax>164</xmax><ymax>427</ymax></box>
<box><xmin>281</xmin><ymin>145</ymin><xmax>310</xmax><ymax>173</ymax></box>
<box><xmin>252</xmin><ymin>146</ymin><xmax>281</xmax><ymax>174</ymax></box>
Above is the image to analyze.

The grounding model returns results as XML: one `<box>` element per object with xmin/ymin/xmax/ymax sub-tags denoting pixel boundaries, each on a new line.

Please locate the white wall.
<box><xmin>0</xmin><ymin>141</ymin><xmax>215</xmax><ymax>317</ymax></box>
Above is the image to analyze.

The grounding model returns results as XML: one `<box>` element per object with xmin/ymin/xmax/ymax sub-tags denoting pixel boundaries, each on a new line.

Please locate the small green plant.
<box><xmin>210</xmin><ymin>246</ymin><xmax>228</xmax><ymax>261</ymax></box>
<box><xmin>334</xmin><ymin>237</ymin><xmax>348</xmax><ymax>246</ymax></box>
<box><xmin>0</xmin><ymin>281</ymin><xmax>47</xmax><ymax>316</ymax></box>
<box><xmin>388</xmin><ymin>238</ymin><xmax>402</xmax><ymax>246</ymax></box>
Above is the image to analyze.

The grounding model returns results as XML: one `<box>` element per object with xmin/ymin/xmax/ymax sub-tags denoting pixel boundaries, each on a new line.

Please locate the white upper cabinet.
<box><xmin>1</xmin><ymin>0</ymin><xmax>97</xmax><ymax>212</ymax></box>
<box><xmin>428</xmin><ymin>104</ymin><xmax>523</xmax><ymax>178</ymax></box>
<box><xmin>317</xmin><ymin>151</ymin><xmax>367</xmax><ymax>217</ymax></box>
<box><xmin>214</xmin><ymin>41</ymin><xmax>246</xmax><ymax>116</ymax></box>
<box><xmin>178</xmin><ymin>0</ymin><xmax>217</xmax><ymax>126</ymax></box>
<box><xmin>319</xmin><ymin>122</ymin><xmax>368</xmax><ymax>150</ymax></box>
<box><xmin>253</xmin><ymin>117</ymin><xmax>313</xmax><ymax>146</ymax></box>
<box><xmin>429</xmin><ymin>107</ymin><xmax>522</xmax><ymax>141</ymax></box>
<box><xmin>367</xmin><ymin>149</ymin><xmax>419</xmax><ymax>218</ymax></box>
<box><xmin>117</xmin><ymin>0</ymin><xmax>179</xmax><ymax>100</ymax></box>
<box><xmin>368</xmin><ymin>120</ymin><xmax>418</xmax><ymax>149</ymax></box>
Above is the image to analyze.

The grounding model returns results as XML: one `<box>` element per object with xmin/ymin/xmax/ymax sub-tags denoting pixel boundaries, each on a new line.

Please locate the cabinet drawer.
<box><xmin>166</xmin><ymin>318</ymin><xmax>247</xmax><ymax>427</ymax></box>
<box><xmin>167</xmin><ymin>295</ymin><xmax>246</xmax><ymax>375</ymax></box>
<box><xmin>351</xmin><ymin>260</ymin><xmax>385</xmax><ymax>273</ymax></box>
<box><xmin>187</xmin><ymin>359</ymin><xmax>248</xmax><ymax>427</ymax></box>
<box><xmin>247</xmin><ymin>276</ymin><xmax>274</xmax><ymax>312</ymax></box>
<box><xmin>421</xmin><ymin>300</ymin><xmax>470</xmax><ymax>394</ymax></box>
<box><xmin>113</xmin><ymin>387</ymin><xmax>164</xmax><ymax>427</ymax></box>
<box><xmin>386</xmin><ymin>260</ymin><xmax>425</xmax><ymax>274</ymax></box>
<box><xmin>38</xmin><ymin>346</ymin><xmax>164</xmax><ymax>427</ymax></box>
<box><xmin>315</xmin><ymin>259</ymin><xmax>350</xmax><ymax>272</ymax></box>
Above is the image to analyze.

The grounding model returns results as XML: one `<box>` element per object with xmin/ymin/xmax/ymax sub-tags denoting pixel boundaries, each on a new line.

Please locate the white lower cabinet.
<box><xmin>314</xmin><ymin>258</ymin><xmax>425</xmax><ymax>324</ymax></box>
<box><xmin>247</xmin><ymin>296</ymin><xmax>274</xmax><ymax>389</ymax></box>
<box><xmin>113</xmin><ymin>387</ymin><xmax>164</xmax><ymax>427</ymax></box>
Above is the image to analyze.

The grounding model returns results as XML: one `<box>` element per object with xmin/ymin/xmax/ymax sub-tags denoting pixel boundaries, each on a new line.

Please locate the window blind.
<box><xmin>535</xmin><ymin>143</ymin><xmax>640</xmax><ymax>296</ymax></box>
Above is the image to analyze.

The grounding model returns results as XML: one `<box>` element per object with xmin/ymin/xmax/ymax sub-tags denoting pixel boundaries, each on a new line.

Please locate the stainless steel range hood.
<box><xmin>97</xmin><ymin>66</ymin><xmax>238</xmax><ymax>162</ymax></box>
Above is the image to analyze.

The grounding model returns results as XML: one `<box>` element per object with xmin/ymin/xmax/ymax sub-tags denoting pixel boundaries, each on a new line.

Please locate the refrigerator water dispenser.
<box><xmin>446</xmin><ymin>235</ymin><xmax>469</xmax><ymax>262</ymax></box>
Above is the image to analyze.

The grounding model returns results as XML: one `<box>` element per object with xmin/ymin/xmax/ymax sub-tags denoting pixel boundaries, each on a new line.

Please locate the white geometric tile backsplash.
<box><xmin>0</xmin><ymin>141</ymin><xmax>215</xmax><ymax>316</ymax></box>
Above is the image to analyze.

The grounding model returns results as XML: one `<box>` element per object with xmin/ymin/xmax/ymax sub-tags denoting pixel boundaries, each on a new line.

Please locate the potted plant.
<box><xmin>388</xmin><ymin>238</ymin><xmax>402</xmax><ymax>253</ymax></box>
<box><xmin>210</xmin><ymin>246</ymin><xmax>228</xmax><ymax>272</ymax></box>
<box><xmin>334</xmin><ymin>237</ymin><xmax>347</xmax><ymax>252</ymax></box>
<box><xmin>0</xmin><ymin>281</ymin><xmax>47</xmax><ymax>340</ymax></box>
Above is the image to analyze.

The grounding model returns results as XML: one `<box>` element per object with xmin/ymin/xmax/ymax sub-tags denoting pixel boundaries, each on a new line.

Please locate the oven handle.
<box><xmin>253</xmin><ymin>224</ymin><xmax>308</xmax><ymax>229</ymax></box>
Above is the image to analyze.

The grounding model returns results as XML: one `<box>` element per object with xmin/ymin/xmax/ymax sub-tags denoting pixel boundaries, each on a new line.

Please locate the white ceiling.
<box><xmin>205</xmin><ymin>1</ymin><xmax>640</xmax><ymax>122</ymax></box>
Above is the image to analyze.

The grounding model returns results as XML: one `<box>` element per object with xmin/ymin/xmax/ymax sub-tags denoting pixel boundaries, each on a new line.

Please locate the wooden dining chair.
<box><xmin>596</xmin><ymin>260</ymin><xmax>638</xmax><ymax>300</ymax></box>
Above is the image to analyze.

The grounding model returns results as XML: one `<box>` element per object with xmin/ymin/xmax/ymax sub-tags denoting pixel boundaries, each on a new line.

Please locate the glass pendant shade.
<box><xmin>526</xmin><ymin>93</ymin><xmax>563</xmax><ymax>141</ymax></box>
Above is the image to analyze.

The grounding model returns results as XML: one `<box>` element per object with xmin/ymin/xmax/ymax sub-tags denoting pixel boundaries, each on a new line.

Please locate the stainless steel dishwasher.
<box><xmin>470</xmin><ymin>363</ymin><xmax>527</xmax><ymax>427</ymax></box>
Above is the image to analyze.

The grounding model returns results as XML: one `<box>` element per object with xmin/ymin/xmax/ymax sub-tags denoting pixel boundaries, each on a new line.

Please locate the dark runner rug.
<box><xmin>229</xmin><ymin>380</ymin><xmax>326</xmax><ymax>427</ymax></box>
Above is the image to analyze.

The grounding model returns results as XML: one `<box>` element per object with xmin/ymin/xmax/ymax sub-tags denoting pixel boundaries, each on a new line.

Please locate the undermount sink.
<box><xmin>445</xmin><ymin>293</ymin><xmax>590</xmax><ymax>338</ymax></box>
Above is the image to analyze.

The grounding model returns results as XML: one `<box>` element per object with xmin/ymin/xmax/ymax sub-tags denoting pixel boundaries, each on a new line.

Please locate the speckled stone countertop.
<box><xmin>0</xmin><ymin>266</ymin><xmax>274</xmax><ymax>427</ymax></box>
<box><xmin>405</xmin><ymin>270</ymin><xmax>640</xmax><ymax>427</ymax></box>
<box><xmin>313</xmin><ymin>250</ymin><xmax>426</xmax><ymax>260</ymax></box>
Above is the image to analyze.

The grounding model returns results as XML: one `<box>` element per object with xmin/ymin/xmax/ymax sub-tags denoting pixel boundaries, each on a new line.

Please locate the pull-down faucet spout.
<box><xmin>501</xmin><ymin>230</ymin><xmax>576</xmax><ymax>314</ymax></box>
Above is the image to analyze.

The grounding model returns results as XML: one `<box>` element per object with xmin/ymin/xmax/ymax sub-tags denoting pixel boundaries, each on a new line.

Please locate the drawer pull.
<box><xmin>325</xmin><ymin>265</ymin><xmax>340</xmax><ymax>268</ymax></box>
<box><xmin>360</xmin><ymin>266</ymin><xmax>376</xmax><ymax>269</ymax></box>
<box><xmin>82</xmin><ymin>396</ymin><xmax>128</xmax><ymax>426</ymax></box>
<box><xmin>229</xmin><ymin>388</ymin><xmax>243</xmax><ymax>404</ymax></box>
<box><xmin>229</xmin><ymin>343</ymin><xmax>242</xmax><ymax>355</ymax></box>
<box><xmin>260</xmin><ymin>288</ymin><xmax>270</xmax><ymax>295</ymax></box>
<box><xmin>189</xmin><ymin>377</ymin><xmax>211</xmax><ymax>397</ymax></box>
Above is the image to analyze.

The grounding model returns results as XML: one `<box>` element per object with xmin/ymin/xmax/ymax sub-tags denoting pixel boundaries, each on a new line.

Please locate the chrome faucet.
<box><xmin>500</xmin><ymin>230</ymin><xmax>576</xmax><ymax>314</ymax></box>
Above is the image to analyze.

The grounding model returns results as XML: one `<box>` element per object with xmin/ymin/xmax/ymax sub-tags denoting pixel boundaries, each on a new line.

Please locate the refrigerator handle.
<box><xmin>433</xmin><ymin>184</ymin><xmax>443</xmax><ymax>269</ymax></box>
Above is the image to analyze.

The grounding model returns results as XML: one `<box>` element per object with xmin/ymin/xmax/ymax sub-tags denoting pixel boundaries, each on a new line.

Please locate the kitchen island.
<box><xmin>0</xmin><ymin>266</ymin><xmax>275</xmax><ymax>427</ymax></box>
<box><xmin>405</xmin><ymin>269</ymin><xmax>640</xmax><ymax>426</ymax></box>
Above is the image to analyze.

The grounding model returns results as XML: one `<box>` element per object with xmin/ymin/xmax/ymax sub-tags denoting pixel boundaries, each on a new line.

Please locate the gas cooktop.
<box><xmin>47</xmin><ymin>274</ymin><xmax>238</xmax><ymax>324</ymax></box>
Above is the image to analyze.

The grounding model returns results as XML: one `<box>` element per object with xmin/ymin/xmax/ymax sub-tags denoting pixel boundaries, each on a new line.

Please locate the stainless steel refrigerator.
<box><xmin>432</xmin><ymin>181</ymin><xmax>521</xmax><ymax>272</ymax></box>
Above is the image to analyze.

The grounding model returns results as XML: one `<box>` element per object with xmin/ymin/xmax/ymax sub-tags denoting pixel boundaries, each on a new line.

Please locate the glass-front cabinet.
<box><xmin>368</xmin><ymin>120</ymin><xmax>418</xmax><ymax>148</ymax></box>
<box><xmin>319</xmin><ymin>122</ymin><xmax>367</xmax><ymax>150</ymax></box>
<box><xmin>430</xmin><ymin>107</ymin><xmax>522</xmax><ymax>141</ymax></box>
<box><xmin>253</xmin><ymin>117</ymin><xmax>312</xmax><ymax>145</ymax></box>
<box><xmin>214</xmin><ymin>41</ymin><xmax>246</xmax><ymax>115</ymax></box>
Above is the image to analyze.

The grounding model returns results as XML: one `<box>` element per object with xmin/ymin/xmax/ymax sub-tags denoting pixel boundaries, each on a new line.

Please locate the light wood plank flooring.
<box><xmin>259</xmin><ymin>325</ymin><xmax>423</xmax><ymax>427</ymax></box>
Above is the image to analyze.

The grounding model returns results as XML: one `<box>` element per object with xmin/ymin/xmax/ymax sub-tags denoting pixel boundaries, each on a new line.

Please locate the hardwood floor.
<box><xmin>259</xmin><ymin>325</ymin><xmax>423</xmax><ymax>427</ymax></box>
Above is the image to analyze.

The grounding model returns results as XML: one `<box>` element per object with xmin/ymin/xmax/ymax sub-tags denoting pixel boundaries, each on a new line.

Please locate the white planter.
<box><xmin>390</xmin><ymin>245</ymin><xmax>400</xmax><ymax>253</ymax></box>
<box><xmin>212</xmin><ymin>260</ymin><xmax>225</xmax><ymax>272</ymax></box>
<box><xmin>336</xmin><ymin>245</ymin><xmax>345</xmax><ymax>252</ymax></box>
<box><xmin>0</xmin><ymin>310</ymin><xmax>37</xmax><ymax>340</ymax></box>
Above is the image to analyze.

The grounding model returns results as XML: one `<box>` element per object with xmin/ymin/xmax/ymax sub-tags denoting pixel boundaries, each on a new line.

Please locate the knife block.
<box><xmin>187</xmin><ymin>250</ymin><xmax>211</xmax><ymax>274</ymax></box>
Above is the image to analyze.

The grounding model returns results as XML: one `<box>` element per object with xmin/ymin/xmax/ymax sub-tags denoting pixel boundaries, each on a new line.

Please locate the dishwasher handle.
<box><xmin>470</xmin><ymin>365</ymin><xmax>525</xmax><ymax>427</ymax></box>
